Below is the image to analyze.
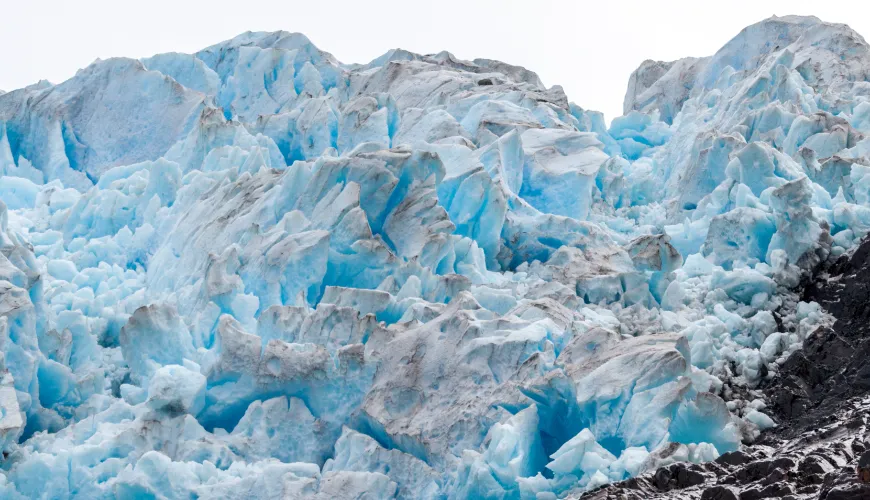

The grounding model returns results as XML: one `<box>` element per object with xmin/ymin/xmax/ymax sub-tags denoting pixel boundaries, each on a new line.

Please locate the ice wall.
<box><xmin>0</xmin><ymin>15</ymin><xmax>865</xmax><ymax>499</ymax></box>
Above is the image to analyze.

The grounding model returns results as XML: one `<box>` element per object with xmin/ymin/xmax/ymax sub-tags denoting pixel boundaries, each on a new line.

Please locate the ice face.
<box><xmin>0</xmin><ymin>14</ymin><xmax>865</xmax><ymax>498</ymax></box>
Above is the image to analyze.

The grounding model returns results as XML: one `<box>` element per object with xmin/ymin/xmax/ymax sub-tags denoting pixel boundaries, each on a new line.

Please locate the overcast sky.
<box><xmin>2</xmin><ymin>0</ymin><xmax>869</xmax><ymax>122</ymax></box>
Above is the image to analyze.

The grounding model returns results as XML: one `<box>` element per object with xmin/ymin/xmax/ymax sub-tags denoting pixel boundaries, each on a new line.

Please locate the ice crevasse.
<box><xmin>0</xmin><ymin>14</ymin><xmax>865</xmax><ymax>498</ymax></box>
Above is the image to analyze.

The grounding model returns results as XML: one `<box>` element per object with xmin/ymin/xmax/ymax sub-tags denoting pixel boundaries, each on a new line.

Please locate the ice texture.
<box><xmin>0</xmin><ymin>14</ymin><xmax>864</xmax><ymax>498</ymax></box>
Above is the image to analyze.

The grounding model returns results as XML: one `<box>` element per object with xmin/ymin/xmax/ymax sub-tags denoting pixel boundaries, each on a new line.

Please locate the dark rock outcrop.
<box><xmin>579</xmin><ymin>238</ymin><xmax>870</xmax><ymax>499</ymax></box>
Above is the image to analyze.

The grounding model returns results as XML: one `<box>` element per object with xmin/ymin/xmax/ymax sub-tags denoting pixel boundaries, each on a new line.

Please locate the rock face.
<box><xmin>2</xmin><ymin>13</ymin><xmax>870</xmax><ymax>500</ymax></box>
<box><xmin>784</xmin><ymin>238</ymin><xmax>870</xmax><ymax>423</ymax></box>
<box><xmin>579</xmin><ymin>396</ymin><xmax>870</xmax><ymax>499</ymax></box>
<box><xmin>580</xmin><ymin>238</ymin><xmax>870</xmax><ymax>499</ymax></box>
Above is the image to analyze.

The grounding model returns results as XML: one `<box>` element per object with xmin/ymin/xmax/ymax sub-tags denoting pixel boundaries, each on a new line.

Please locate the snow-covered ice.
<box><xmin>0</xmin><ymin>14</ymin><xmax>866</xmax><ymax>498</ymax></box>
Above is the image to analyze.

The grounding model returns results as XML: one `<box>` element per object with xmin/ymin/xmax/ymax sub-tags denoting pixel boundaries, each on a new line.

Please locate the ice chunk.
<box><xmin>229</xmin><ymin>396</ymin><xmax>334</xmax><ymax>465</ymax></box>
<box><xmin>626</xmin><ymin>234</ymin><xmax>682</xmax><ymax>272</ymax></box>
<box><xmin>669</xmin><ymin>393</ymin><xmax>740</xmax><ymax>454</ymax></box>
<box><xmin>623</xmin><ymin>57</ymin><xmax>708</xmax><ymax>124</ymax></box>
<box><xmin>141</xmin><ymin>52</ymin><xmax>221</xmax><ymax>95</ymax></box>
<box><xmin>547</xmin><ymin>429</ymin><xmax>616</xmax><ymax>480</ymax></box>
<box><xmin>767</xmin><ymin>177</ymin><xmax>832</xmax><ymax>270</ymax></box>
<box><xmin>711</xmin><ymin>267</ymin><xmax>776</xmax><ymax>304</ymax></box>
<box><xmin>46</xmin><ymin>259</ymin><xmax>77</xmax><ymax>282</ymax></box>
<box><xmin>146</xmin><ymin>364</ymin><xmax>206</xmax><ymax>416</ymax></box>
<box><xmin>338</xmin><ymin>97</ymin><xmax>390</xmax><ymax>153</ymax></box>
<box><xmin>608</xmin><ymin>446</ymin><xmax>650</xmax><ymax>480</ymax></box>
<box><xmin>315</xmin><ymin>471</ymin><xmax>398</xmax><ymax>499</ymax></box>
<box><xmin>0</xmin><ymin>177</ymin><xmax>40</xmax><ymax>209</ymax></box>
<box><xmin>0</xmin><ymin>58</ymin><xmax>208</xmax><ymax>185</ymax></box>
<box><xmin>325</xmin><ymin>427</ymin><xmax>442</xmax><ymax>499</ymax></box>
<box><xmin>0</xmin><ymin>374</ymin><xmax>24</xmax><ymax>452</ymax></box>
<box><xmin>608</xmin><ymin>111</ymin><xmax>671</xmax><ymax>160</ymax></box>
<box><xmin>120</xmin><ymin>303</ymin><xmax>196</xmax><ymax>383</ymax></box>
<box><xmin>519</xmin><ymin>129</ymin><xmax>609</xmax><ymax>220</ymax></box>
<box><xmin>704</xmin><ymin>208</ymin><xmax>776</xmax><ymax>267</ymax></box>
<box><xmin>744</xmin><ymin>409</ymin><xmax>777</xmax><ymax>430</ymax></box>
<box><xmin>455</xmin><ymin>406</ymin><xmax>547</xmax><ymax>497</ymax></box>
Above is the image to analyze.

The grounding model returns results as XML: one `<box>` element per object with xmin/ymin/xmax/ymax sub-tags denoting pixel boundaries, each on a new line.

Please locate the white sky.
<box><xmin>2</xmin><ymin>0</ymin><xmax>869</xmax><ymax>123</ymax></box>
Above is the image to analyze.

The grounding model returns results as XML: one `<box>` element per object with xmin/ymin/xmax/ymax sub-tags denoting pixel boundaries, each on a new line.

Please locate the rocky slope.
<box><xmin>581</xmin><ymin>237</ymin><xmax>870</xmax><ymax>499</ymax></box>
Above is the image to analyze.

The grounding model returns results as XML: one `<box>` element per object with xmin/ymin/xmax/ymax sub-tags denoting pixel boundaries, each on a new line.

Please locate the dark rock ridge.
<box><xmin>579</xmin><ymin>238</ymin><xmax>870</xmax><ymax>499</ymax></box>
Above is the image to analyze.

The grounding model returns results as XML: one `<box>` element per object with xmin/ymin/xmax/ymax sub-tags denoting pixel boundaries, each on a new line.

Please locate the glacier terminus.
<box><xmin>0</xmin><ymin>14</ymin><xmax>869</xmax><ymax>499</ymax></box>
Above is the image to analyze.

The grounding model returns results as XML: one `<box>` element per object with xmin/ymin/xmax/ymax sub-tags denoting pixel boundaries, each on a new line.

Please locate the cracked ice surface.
<box><xmin>0</xmin><ymin>14</ymin><xmax>866</xmax><ymax>498</ymax></box>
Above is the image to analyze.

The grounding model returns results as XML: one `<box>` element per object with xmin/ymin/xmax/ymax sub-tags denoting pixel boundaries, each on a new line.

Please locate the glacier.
<box><xmin>0</xmin><ymin>14</ymin><xmax>868</xmax><ymax>499</ymax></box>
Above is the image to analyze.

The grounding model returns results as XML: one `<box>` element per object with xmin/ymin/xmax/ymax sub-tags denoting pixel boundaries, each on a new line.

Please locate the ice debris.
<box><xmin>0</xmin><ymin>14</ymin><xmax>864</xmax><ymax>499</ymax></box>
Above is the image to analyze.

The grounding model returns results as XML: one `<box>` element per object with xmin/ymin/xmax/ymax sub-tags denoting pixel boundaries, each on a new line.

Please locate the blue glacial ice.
<box><xmin>0</xmin><ymin>14</ymin><xmax>867</xmax><ymax>498</ymax></box>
